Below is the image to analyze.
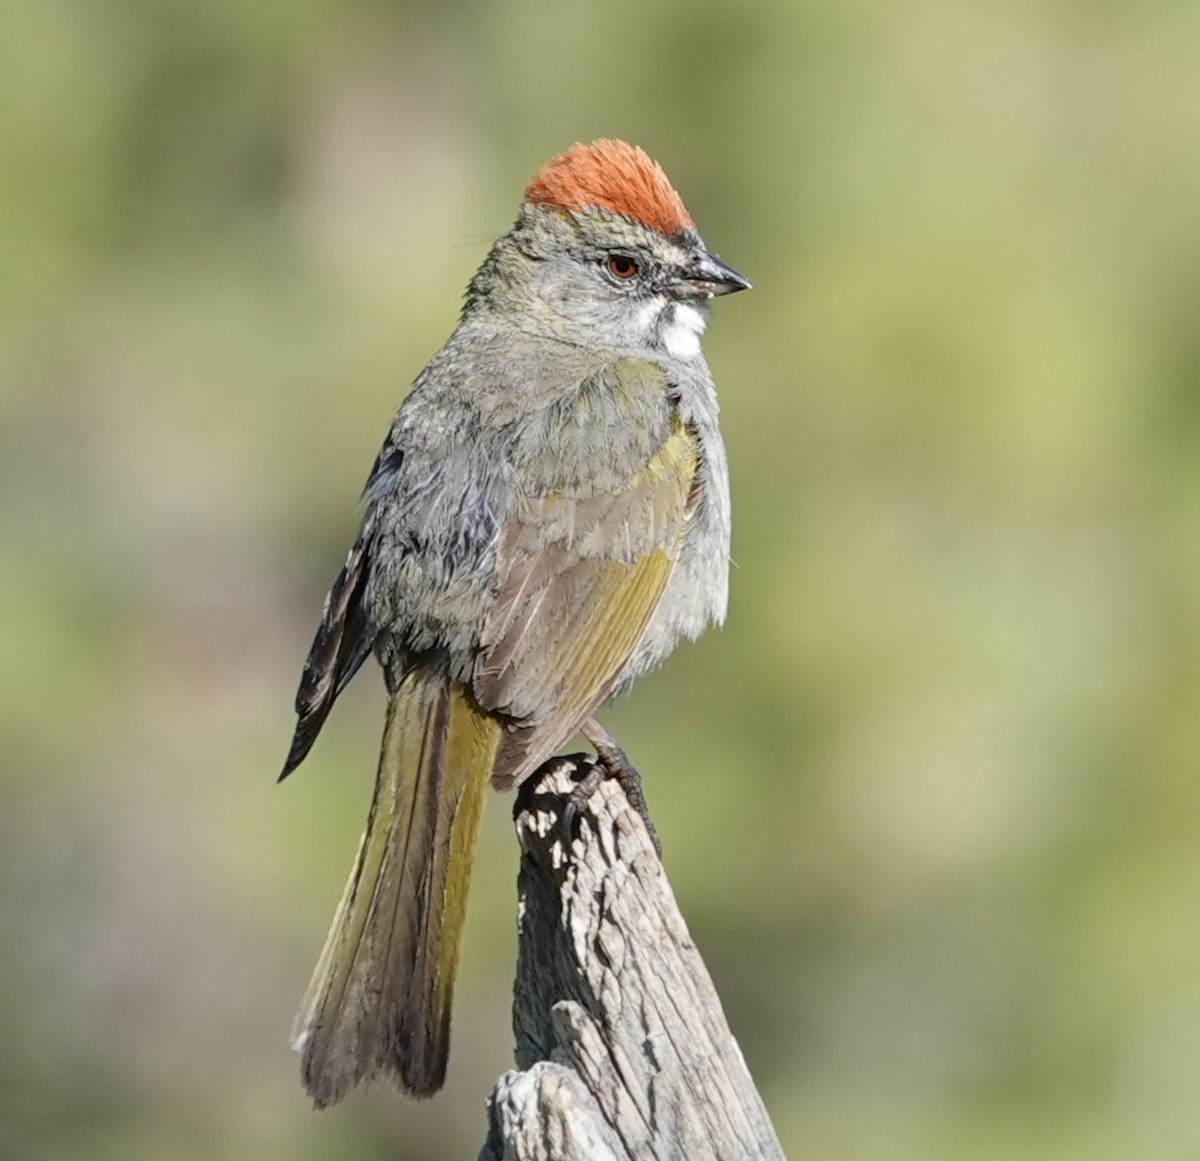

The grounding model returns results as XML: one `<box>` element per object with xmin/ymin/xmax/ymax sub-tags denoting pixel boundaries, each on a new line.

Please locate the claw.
<box><xmin>579</xmin><ymin>719</ymin><xmax>662</xmax><ymax>857</ymax></box>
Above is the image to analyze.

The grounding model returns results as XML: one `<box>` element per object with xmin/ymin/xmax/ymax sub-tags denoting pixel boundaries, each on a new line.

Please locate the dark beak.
<box><xmin>674</xmin><ymin>252</ymin><xmax>752</xmax><ymax>300</ymax></box>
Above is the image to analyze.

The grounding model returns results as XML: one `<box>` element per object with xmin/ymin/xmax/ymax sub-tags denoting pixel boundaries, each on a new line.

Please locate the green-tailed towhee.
<box><xmin>280</xmin><ymin>138</ymin><xmax>750</xmax><ymax>1107</ymax></box>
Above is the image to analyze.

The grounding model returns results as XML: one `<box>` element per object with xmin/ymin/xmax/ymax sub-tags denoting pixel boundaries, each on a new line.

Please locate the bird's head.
<box><xmin>469</xmin><ymin>139</ymin><xmax>750</xmax><ymax>360</ymax></box>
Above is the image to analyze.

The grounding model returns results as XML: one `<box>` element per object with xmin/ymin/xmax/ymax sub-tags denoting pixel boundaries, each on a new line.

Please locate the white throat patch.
<box><xmin>662</xmin><ymin>302</ymin><xmax>706</xmax><ymax>359</ymax></box>
<box><xmin>637</xmin><ymin>299</ymin><xmax>706</xmax><ymax>359</ymax></box>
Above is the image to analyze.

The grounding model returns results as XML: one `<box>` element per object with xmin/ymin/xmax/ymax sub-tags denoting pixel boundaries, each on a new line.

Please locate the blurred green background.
<box><xmin>3</xmin><ymin>0</ymin><xmax>1199</xmax><ymax>1157</ymax></box>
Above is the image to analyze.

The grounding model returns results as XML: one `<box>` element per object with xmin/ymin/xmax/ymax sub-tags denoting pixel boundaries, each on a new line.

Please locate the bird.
<box><xmin>280</xmin><ymin>138</ymin><xmax>750</xmax><ymax>1107</ymax></box>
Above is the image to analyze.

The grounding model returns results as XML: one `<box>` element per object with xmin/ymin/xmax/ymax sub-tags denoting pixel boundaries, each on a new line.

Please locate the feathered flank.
<box><xmin>525</xmin><ymin>139</ymin><xmax>695</xmax><ymax>238</ymax></box>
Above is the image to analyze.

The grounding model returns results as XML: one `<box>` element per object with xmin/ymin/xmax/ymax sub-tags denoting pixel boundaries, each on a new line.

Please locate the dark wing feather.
<box><xmin>280</xmin><ymin>536</ymin><xmax>375</xmax><ymax>780</ymax></box>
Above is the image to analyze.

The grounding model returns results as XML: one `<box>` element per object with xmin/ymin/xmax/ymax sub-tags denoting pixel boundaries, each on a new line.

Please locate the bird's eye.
<box><xmin>606</xmin><ymin>255</ymin><xmax>640</xmax><ymax>280</ymax></box>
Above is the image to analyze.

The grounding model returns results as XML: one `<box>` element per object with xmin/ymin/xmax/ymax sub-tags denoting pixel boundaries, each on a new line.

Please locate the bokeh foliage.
<box><xmin>3</xmin><ymin>1</ymin><xmax>1200</xmax><ymax>1157</ymax></box>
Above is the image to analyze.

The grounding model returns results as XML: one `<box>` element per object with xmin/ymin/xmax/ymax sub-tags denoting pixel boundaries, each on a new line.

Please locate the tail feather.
<box><xmin>293</xmin><ymin>671</ymin><xmax>500</xmax><ymax>1106</ymax></box>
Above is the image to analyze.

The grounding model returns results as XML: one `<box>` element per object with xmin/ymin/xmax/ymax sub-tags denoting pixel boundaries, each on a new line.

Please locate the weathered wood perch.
<box><xmin>479</xmin><ymin>756</ymin><xmax>787</xmax><ymax>1161</ymax></box>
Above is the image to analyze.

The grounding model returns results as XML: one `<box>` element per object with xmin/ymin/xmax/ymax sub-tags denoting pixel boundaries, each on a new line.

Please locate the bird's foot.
<box><xmin>571</xmin><ymin>718</ymin><xmax>661</xmax><ymax>857</ymax></box>
<box><xmin>560</xmin><ymin>758</ymin><xmax>606</xmax><ymax>850</ymax></box>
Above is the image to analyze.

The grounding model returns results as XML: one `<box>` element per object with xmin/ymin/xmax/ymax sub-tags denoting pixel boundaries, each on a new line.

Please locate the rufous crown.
<box><xmin>525</xmin><ymin>139</ymin><xmax>695</xmax><ymax>238</ymax></box>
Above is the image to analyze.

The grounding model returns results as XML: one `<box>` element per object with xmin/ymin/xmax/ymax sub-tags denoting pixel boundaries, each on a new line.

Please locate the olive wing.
<box><xmin>474</xmin><ymin>418</ymin><xmax>699</xmax><ymax>789</ymax></box>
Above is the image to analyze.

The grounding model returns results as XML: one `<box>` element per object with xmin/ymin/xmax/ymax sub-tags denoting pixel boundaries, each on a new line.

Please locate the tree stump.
<box><xmin>479</xmin><ymin>756</ymin><xmax>787</xmax><ymax>1161</ymax></box>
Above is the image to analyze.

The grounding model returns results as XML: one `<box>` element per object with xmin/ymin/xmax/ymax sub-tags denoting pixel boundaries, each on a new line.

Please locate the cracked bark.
<box><xmin>479</xmin><ymin>756</ymin><xmax>786</xmax><ymax>1161</ymax></box>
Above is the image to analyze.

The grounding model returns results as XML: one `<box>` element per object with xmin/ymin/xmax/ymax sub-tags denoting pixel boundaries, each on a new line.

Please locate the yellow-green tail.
<box><xmin>292</xmin><ymin>671</ymin><xmax>501</xmax><ymax>1106</ymax></box>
